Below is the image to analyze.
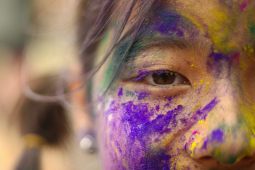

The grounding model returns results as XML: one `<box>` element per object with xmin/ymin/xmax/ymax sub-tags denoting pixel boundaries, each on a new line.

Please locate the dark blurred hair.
<box><xmin>15</xmin><ymin>76</ymin><xmax>70</xmax><ymax>170</ymax></box>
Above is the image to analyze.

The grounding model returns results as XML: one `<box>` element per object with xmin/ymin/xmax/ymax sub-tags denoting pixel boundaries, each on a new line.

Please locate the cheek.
<box><xmin>97</xmin><ymin>93</ymin><xmax>182</xmax><ymax>169</ymax></box>
<box><xmin>96</xmin><ymin>85</ymin><xmax>218</xmax><ymax>169</ymax></box>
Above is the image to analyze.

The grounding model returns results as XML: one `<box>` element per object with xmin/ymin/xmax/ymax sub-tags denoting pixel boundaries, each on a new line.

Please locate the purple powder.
<box><xmin>167</xmin><ymin>96</ymin><xmax>173</xmax><ymax>102</ymax></box>
<box><xmin>206</xmin><ymin>51</ymin><xmax>237</xmax><ymax>78</ymax></box>
<box><xmin>154</xmin><ymin>10</ymin><xmax>181</xmax><ymax>36</ymax></box>
<box><xmin>137</xmin><ymin>92</ymin><xmax>149</xmax><ymax>100</ymax></box>
<box><xmin>211</xmin><ymin>129</ymin><xmax>224</xmax><ymax>143</ymax></box>
<box><xmin>196</xmin><ymin>98</ymin><xmax>219</xmax><ymax>120</ymax></box>
<box><xmin>184</xmin><ymin>143</ymin><xmax>187</xmax><ymax>150</ymax></box>
<box><xmin>201</xmin><ymin>140</ymin><xmax>208</xmax><ymax>150</ymax></box>
<box><xmin>118</xmin><ymin>87</ymin><xmax>123</xmax><ymax>97</ymax></box>
<box><xmin>138</xmin><ymin>70</ymin><xmax>144</xmax><ymax>74</ymax></box>
<box><xmin>141</xmin><ymin>149</ymin><xmax>172</xmax><ymax>170</ymax></box>
<box><xmin>156</xmin><ymin>105</ymin><xmax>160</xmax><ymax>112</ymax></box>
<box><xmin>164</xmin><ymin>103</ymin><xmax>170</xmax><ymax>108</ymax></box>
<box><xmin>118</xmin><ymin>102</ymin><xmax>184</xmax><ymax>169</ymax></box>
<box><xmin>131</xmin><ymin>72</ymin><xmax>151</xmax><ymax>82</ymax></box>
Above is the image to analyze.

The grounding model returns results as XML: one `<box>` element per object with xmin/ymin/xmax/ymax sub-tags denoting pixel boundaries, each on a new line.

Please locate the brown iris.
<box><xmin>152</xmin><ymin>71</ymin><xmax>175</xmax><ymax>85</ymax></box>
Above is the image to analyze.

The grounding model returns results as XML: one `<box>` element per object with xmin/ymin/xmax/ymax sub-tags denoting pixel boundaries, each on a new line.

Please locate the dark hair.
<box><xmin>23</xmin><ymin>0</ymin><xmax>158</xmax><ymax>104</ymax></box>
<box><xmin>78</xmin><ymin>0</ymin><xmax>157</xmax><ymax>97</ymax></box>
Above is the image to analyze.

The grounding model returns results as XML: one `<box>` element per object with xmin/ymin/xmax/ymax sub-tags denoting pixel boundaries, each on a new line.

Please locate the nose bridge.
<box><xmin>213</xmin><ymin>79</ymin><xmax>240</xmax><ymax>126</ymax></box>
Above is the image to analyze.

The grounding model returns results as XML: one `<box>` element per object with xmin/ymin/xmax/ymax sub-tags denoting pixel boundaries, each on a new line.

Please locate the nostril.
<box><xmin>236</xmin><ymin>156</ymin><xmax>254</xmax><ymax>163</ymax></box>
<box><xmin>197</xmin><ymin>156</ymin><xmax>216</xmax><ymax>162</ymax></box>
<box><xmin>241</xmin><ymin>156</ymin><xmax>253</xmax><ymax>160</ymax></box>
<box><xmin>196</xmin><ymin>156</ymin><xmax>220</xmax><ymax>167</ymax></box>
<box><xmin>199</xmin><ymin>156</ymin><xmax>214</xmax><ymax>160</ymax></box>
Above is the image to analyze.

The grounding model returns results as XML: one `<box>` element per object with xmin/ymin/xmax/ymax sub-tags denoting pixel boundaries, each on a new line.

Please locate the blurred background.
<box><xmin>0</xmin><ymin>0</ymin><xmax>100</xmax><ymax>169</ymax></box>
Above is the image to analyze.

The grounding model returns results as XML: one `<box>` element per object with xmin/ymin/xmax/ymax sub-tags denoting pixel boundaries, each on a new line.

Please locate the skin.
<box><xmin>89</xmin><ymin>0</ymin><xmax>255</xmax><ymax>169</ymax></box>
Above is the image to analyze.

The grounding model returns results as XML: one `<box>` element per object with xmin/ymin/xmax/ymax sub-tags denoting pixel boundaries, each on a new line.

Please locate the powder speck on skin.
<box><xmin>191</xmin><ymin>131</ymin><xmax>198</xmax><ymax>135</ymax></box>
<box><xmin>211</xmin><ymin>129</ymin><xmax>224</xmax><ymax>143</ymax></box>
<box><xmin>240</xmin><ymin>2</ymin><xmax>247</xmax><ymax>11</ymax></box>
<box><xmin>118</xmin><ymin>87</ymin><xmax>123</xmax><ymax>97</ymax></box>
<box><xmin>156</xmin><ymin>105</ymin><xmax>160</xmax><ymax>112</ymax></box>
<box><xmin>136</xmin><ymin>92</ymin><xmax>149</xmax><ymax>100</ymax></box>
<box><xmin>201</xmin><ymin>139</ymin><xmax>208</xmax><ymax>150</ymax></box>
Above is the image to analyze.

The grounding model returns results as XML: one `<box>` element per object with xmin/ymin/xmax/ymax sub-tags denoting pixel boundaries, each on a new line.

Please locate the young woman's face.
<box><xmin>91</xmin><ymin>0</ymin><xmax>255</xmax><ymax>169</ymax></box>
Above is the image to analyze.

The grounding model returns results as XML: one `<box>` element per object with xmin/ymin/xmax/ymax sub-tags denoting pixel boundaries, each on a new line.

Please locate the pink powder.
<box><xmin>240</xmin><ymin>2</ymin><xmax>247</xmax><ymax>11</ymax></box>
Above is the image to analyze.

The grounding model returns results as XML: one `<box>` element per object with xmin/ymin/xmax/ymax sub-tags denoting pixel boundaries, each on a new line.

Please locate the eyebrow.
<box><xmin>121</xmin><ymin>34</ymin><xmax>192</xmax><ymax>62</ymax></box>
<box><xmin>114</xmin><ymin>7</ymin><xmax>200</xmax><ymax>63</ymax></box>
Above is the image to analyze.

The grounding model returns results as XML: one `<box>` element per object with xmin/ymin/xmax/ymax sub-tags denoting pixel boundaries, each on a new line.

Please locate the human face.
<box><xmin>91</xmin><ymin>0</ymin><xmax>255</xmax><ymax>169</ymax></box>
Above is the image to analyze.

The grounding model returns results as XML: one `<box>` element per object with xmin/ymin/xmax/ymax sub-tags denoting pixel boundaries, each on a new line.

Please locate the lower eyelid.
<box><xmin>123</xmin><ymin>83</ymin><xmax>191</xmax><ymax>98</ymax></box>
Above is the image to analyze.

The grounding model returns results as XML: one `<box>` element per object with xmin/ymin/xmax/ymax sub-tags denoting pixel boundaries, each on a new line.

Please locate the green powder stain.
<box><xmin>249</xmin><ymin>23</ymin><xmax>255</xmax><ymax>36</ymax></box>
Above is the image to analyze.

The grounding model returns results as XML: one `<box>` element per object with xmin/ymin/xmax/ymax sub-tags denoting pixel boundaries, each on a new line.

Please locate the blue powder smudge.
<box><xmin>167</xmin><ymin>96</ymin><xmax>173</xmax><ymax>102</ymax></box>
<box><xmin>164</xmin><ymin>103</ymin><xmax>170</xmax><ymax>108</ymax></box>
<box><xmin>141</xmin><ymin>149</ymin><xmax>172</xmax><ymax>170</ymax></box>
<box><xmin>156</xmin><ymin>105</ymin><xmax>160</xmax><ymax>112</ymax></box>
<box><xmin>118</xmin><ymin>87</ymin><xmax>123</xmax><ymax>97</ymax></box>
<box><xmin>207</xmin><ymin>51</ymin><xmax>239</xmax><ymax>77</ymax></box>
<box><xmin>138</xmin><ymin>70</ymin><xmax>144</xmax><ymax>74</ymax></box>
<box><xmin>201</xmin><ymin>140</ymin><xmax>208</xmax><ymax>150</ymax></box>
<box><xmin>195</xmin><ymin>98</ymin><xmax>219</xmax><ymax>120</ymax></box>
<box><xmin>131</xmin><ymin>72</ymin><xmax>151</xmax><ymax>82</ymax></box>
<box><xmin>211</xmin><ymin>129</ymin><xmax>224</xmax><ymax>143</ymax></box>
<box><xmin>184</xmin><ymin>143</ymin><xmax>187</xmax><ymax>150</ymax></box>
<box><xmin>152</xmin><ymin>9</ymin><xmax>183</xmax><ymax>36</ymax></box>
<box><xmin>136</xmin><ymin>92</ymin><xmax>149</xmax><ymax>100</ymax></box>
<box><xmin>121</xmin><ymin>102</ymin><xmax>183</xmax><ymax>137</ymax></box>
<box><xmin>120</xmin><ymin>102</ymin><xmax>183</xmax><ymax>169</ymax></box>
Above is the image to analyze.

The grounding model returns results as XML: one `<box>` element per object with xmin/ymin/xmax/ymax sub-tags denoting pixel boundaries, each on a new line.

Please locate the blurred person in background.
<box><xmin>0</xmin><ymin>0</ymin><xmax>100</xmax><ymax>170</ymax></box>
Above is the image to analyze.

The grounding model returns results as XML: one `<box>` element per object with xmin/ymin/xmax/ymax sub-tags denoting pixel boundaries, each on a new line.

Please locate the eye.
<box><xmin>143</xmin><ymin>70</ymin><xmax>190</xmax><ymax>86</ymax></box>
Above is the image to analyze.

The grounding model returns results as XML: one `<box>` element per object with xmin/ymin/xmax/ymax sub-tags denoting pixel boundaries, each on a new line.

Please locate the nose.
<box><xmin>186</xmin><ymin>80</ymin><xmax>255</xmax><ymax>166</ymax></box>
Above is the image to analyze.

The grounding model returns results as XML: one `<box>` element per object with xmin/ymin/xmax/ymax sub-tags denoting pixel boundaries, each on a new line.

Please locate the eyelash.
<box><xmin>131</xmin><ymin>70</ymin><xmax>190</xmax><ymax>86</ymax></box>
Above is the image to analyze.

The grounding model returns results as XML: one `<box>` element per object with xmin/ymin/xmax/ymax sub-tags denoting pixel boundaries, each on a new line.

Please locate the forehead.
<box><xmin>119</xmin><ymin>0</ymin><xmax>255</xmax><ymax>53</ymax></box>
<box><xmin>170</xmin><ymin>0</ymin><xmax>255</xmax><ymax>51</ymax></box>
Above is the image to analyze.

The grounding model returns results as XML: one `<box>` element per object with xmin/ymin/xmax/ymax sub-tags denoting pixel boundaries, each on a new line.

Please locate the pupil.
<box><xmin>152</xmin><ymin>71</ymin><xmax>175</xmax><ymax>84</ymax></box>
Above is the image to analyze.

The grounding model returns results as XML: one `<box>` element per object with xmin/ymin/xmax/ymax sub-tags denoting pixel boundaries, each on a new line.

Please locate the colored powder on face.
<box><xmin>191</xmin><ymin>131</ymin><xmax>198</xmax><ymax>135</ymax></box>
<box><xmin>156</xmin><ymin>105</ymin><xmax>160</xmax><ymax>112</ymax></box>
<box><xmin>152</xmin><ymin>10</ymin><xmax>182</xmax><ymax>36</ymax></box>
<box><xmin>249</xmin><ymin>23</ymin><xmax>255</xmax><ymax>36</ymax></box>
<box><xmin>195</xmin><ymin>98</ymin><xmax>219</xmax><ymax>120</ymax></box>
<box><xmin>117</xmin><ymin>102</ymin><xmax>184</xmax><ymax>168</ymax></box>
<box><xmin>121</xmin><ymin>102</ymin><xmax>183</xmax><ymax>137</ymax></box>
<box><xmin>206</xmin><ymin>51</ymin><xmax>234</xmax><ymax>77</ymax></box>
<box><xmin>141</xmin><ymin>149</ymin><xmax>172</xmax><ymax>170</ymax></box>
<box><xmin>211</xmin><ymin>129</ymin><xmax>224</xmax><ymax>143</ymax></box>
<box><xmin>167</xmin><ymin>96</ymin><xmax>173</xmax><ymax>102</ymax></box>
<box><xmin>136</xmin><ymin>92</ymin><xmax>149</xmax><ymax>100</ymax></box>
<box><xmin>118</xmin><ymin>87</ymin><xmax>123</xmax><ymax>97</ymax></box>
<box><xmin>131</xmin><ymin>72</ymin><xmax>151</xmax><ymax>82</ymax></box>
<box><xmin>240</xmin><ymin>2</ymin><xmax>247</xmax><ymax>11</ymax></box>
<box><xmin>138</xmin><ymin>70</ymin><xmax>144</xmax><ymax>74</ymax></box>
<box><xmin>126</xmin><ymin>90</ymin><xmax>135</xmax><ymax>97</ymax></box>
<box><xmin>201</xmin><ymin>139</ymin><xmax>208</xmax><ymax>150</ymax></box>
